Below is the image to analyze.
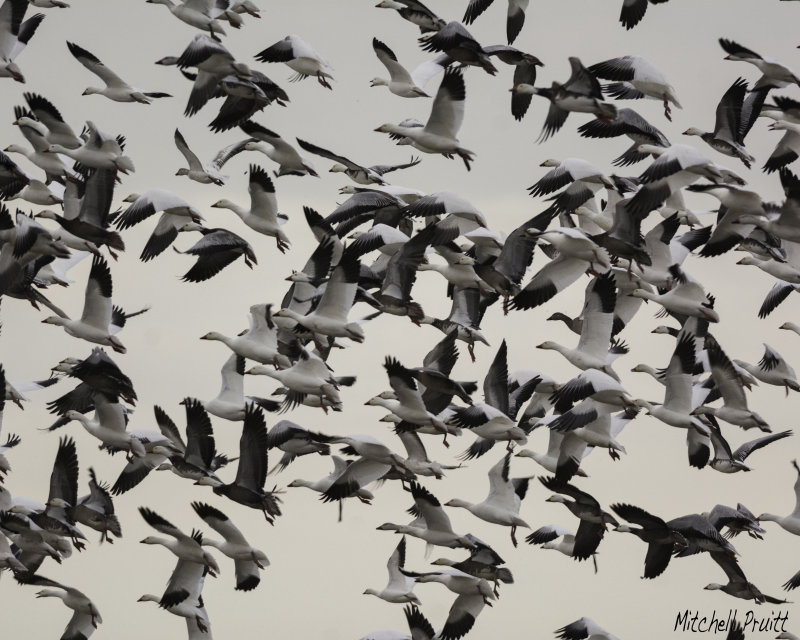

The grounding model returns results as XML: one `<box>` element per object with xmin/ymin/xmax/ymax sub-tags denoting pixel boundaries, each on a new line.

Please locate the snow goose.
<box><xmin>211</xmin><ymin>165</ymin><xmax>290</xmax><ymax>252</ymax></box>
<box><xmin>463</xmin><ymin>0</ymin><xmax>529</xmax><ymax>45</ymax></box>
<box><xmin>526</xmin><ymin>524</ymin><xmax>598</xmax><ymax>571</ymax></box>
<box><xmin>431</xmin><ymin>536</ymin><xmax>513</xmax><ymax>594</ymax></box>
<box><xmin>555</xmin><ymin>617</ymin><xmax>619</xmax><ymax>640</ymax></box>
<box><xmin>274</xmin><ymin>250</ymin><xmax>364</xmax><ymax>344</ymax></box>
<box><xmin>589</xmin><ymin>55</ymin><xmax>681</xmax><ymax>120</ymax></box>
<box><xmin>46</xmin><ymin>120</ymin><xmax>135</xmax><ymax>174</ymax></box>
<box><xmin>19</xmin><ymin>575</ymin><xmax>101</xmax><ymax>636</ymax></box>
<box><xmin>247</xmin><ymin>344</ymin><xmax>344</xmax><ymax>412</ymax></box>
<box><xmin>66</xmin><ymin>41</ymin><xmax>170</xmax><ymax>103</ymax></box>
<box><xmin>692</xmin><ymin>336</ymin><xmax>769</xmax><ymax>431</ymax></box>
<box><xmin>543</xmin><ymin>403</ymin><xmax>633</xmax><ymax>461</ymax></box>
<box><xmin>632</xmin><ymin>330</ymin><xmax>711</xmax><ymax>435</ymax></box>
<box><xmin>114</xmin><ymin>189</ymin><xmax>203</xmax><ymax>262</ymax></box>
<box><xmin>401</xmin><ymin>567</ymin><xmax>494</xmax><ymax>640</ymax></box>
<box><xmin>733</xmin><ymin>344</ymin><xmax>800</xmax><ymax>393</ymax></box>
<box><xmin>174</xmin><ymin>128</ymin><xmax>247</xmax><ymax>185</ymax></box>
<box><xmin>539</xmin><ymin>476</ymin><xmax>619</xmax><ymax>561</ymax></box>
<box><xmin>174</xmin><ymin>222</ymin><xmax>256</xmax><ymax>282</ymax></box>
<box><xmin>378</xmin><ymin>481</ymin><xmax>475</xmax><ymax>551</ymax></box>
<box><xmin>418</xmin><ymin>22</ymin><xmax>496</xmax><ymax>75</ymax></box>
<box><xmin>240</xmin><ymin>121</ymin><xmax>318</xmax><ymax>177</ymax></box>
<box><xmin>765</xmin><ymin>119</ymin><xmax>800</xmax><ymax>173</ymax></box>
<box><xmin>151</xmin><ymin>400</ymin><xmax>235</xmax><ymax>486</ymax></box>
<box><xmin>41</xmin><ymin>254</ymin><xmax>128</xmax><ymax>353</ymax></box>
<box><xmin>683</xmin><ymin>78</ymin><xmax>757</xmax><ymax>168</ymax></box>
<box><xmin>630</xmin><ymin>147</ymin><xmax>732</xmax><ymax>218</ymax></box>
<box><xmin>0</xmin><ymin>0</ymin><xmax>43</xmax><ymax>83</ymax></box>
<box><xmin>137</xmin><ymin>567</ymin><xmax>211</xmax><ymax>635</ymax></box>
<box><xmin>445</xmin><ymin>452</ymin><xmax>530</xmax><ymax>546</ymax></box>
<box><xmin>578</xmin><ymin>107</ymin><xmax>670</xmax><ymax>167</ymax></box>
<box><xmin>610</xmin><ymin>503</ymin><xmax>686</xmax><ymax>578</ymax></box>
<box><xmin>513</xmin><ymin>57</ymin><xmax>617</xmax><ymax>142</ymax></box>
<box><xmin>536</xmin><ymin>272</ymin><xmax>620</xmax><ymax>377</ymax></box>
<box><xmin>191</xmin><ymin>502</ymin><xmax>268</xmax><ymax>591</ymax></box>
<box><xmin>34</xmin><ymin>167</ymin><xmax>124</xmax><ymax>258</ymax></box>
<box><xmin>515</xmin><ymin>430</ymin><xmax>590</xmax><ymax>482</ymax></box>
<box><xmin>448</xmin><ymin>341</ymin><xmax>530</xmax><ymax>456</ymax></box>
<box><xmin>71</xmin><ymin>467</ymin><xmax>121</xmax><ymax>543</ymax></box>
<box><xmin>368</xmin><ymin>356</ymin><xmax>450</xmax><ymax>441</ymax></box>
<box><xmin>371</xmin><ymin>38</ymin><xmax>449</xmax><ymax>98</ymax></box>
<box><xmin>417</xmin><ymin>243</ymin><xmax>492</xmax><ymax>292</ymax></box>
<box><xmin>201</xmin><ymin>303</ymin><xmax>289</xmax><ymax>367</ymax></box>
<box><xmin>363</xmin><ymin>536</ymin><xmax>420</xmax><ymax>604</ymax></box>
<box><xmin>396</xmin><ymin>429</ymin><xmax>459</xmax><ymax>479</ymax></box>
<box><xmin>528</xmin><ymin>158</ymin><xmax>614</xmax><ymax>213</ymax></box>
<box><xmin>782</xmin><ymin>321</ymin><xmax>800</xmax><ymax>336</ymax></box>
<box><xmin>22</xmin><ymin>92</ymin><xmax>81</xmax><ymax>148</ymax></box>
<box><xmin>146</xmin><ymin>0</ymin><xmax>227</xmax><ymax>38</ymax></box>
<box><xmin>198</xmin><ymin>353</ymin><xmax>279</xmax><ymax>421</ymax></box>
<box><xmin>735</xmin><ymin>169</ymin><xmax>800</xmax><ymax>242</ymax></box>
<box><xmin>200</xmin><ymin>405</ymin><xmax>281</xmax><ymax>523</ymax></box>
<box><xmin>758</xmin><ymin>460</ymin><xmax>800</xmax><ymax>535</ymax></box>
<box><xmin>375</xmin><ymin>69</ymin><xmax>475</xmax><ymax>170</ymax></box>
<box><xmin>298</xmin><ymin>136</ymin><xmax>420</xmax><ymax>185</ymax></box>
<box><xmin>139</xmin><ymin>507</ymin><xmax>220</xmax><ymax>582</ymax></box>
<box><xmin>266</xmin><ymin>419</ymin><xmax>332</xmax><ymax>474</ymax></box>
<box><xmin>708</xmin><ymin>423</ymin><xmax>791</xmax><ymax>474</ymax></box>
<box><xmin>36</xmin><ymin>436</ymin><xmax>86</xmax><ymax>550</ymax></box>
<box><xmin>704</xmin><ymin>551</ymin><xmax>788</xmax><ymax>604</ymax></box>
<box><xmin>630</xmin><ymin>264</ymin><xmax>720</xmax><ymax>323</ymax></box>
<box><xmin>255</xmin><ymin>34</ymin><xmax>334</xmax><ymax>89</ymax></box>
<box><xmin>720</xmin><ymin>38</ymin><xmax>800</xmax><ymax>90</ymax></box>
<box><xmin>375</xmin><ymin>0</ymin><xmax>446</xmax><ymax>33</ymax></box>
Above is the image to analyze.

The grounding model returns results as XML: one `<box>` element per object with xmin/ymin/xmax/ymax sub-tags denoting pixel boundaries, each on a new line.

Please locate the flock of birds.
<box><xmin>3</xmin><ymin>0</ymin><xmax>800</xmax><ymax>639</ymax></box>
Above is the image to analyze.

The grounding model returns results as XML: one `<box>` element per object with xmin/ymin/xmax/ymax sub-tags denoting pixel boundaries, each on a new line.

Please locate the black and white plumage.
<box><xmin>463</xmin><ymin>0</ymin><xmax>529</xmax><ymax>45</ymax></box>
<box><xmin>418</xmin><ymin>21</ymin><xmax>497</xmax><ymax>76</ymax></box>
<box><xmin>375</xmin><ymin>0</ymin><xmax>446</xmax><ymax>33</ymax></box>
<box><xmin>174</xmin><ymin>223</ymin><xmax>257</xmax><ymax>282</ymax></box>
<box><xmin>513</xmin><ymin>57</ymin><xmax>617</xmax><ymax>143</ymax></box>
<box><xmin>618</xmin><ymin>0</ymin><xmax>670</xmax><ymax>30</ymax></box>
<box><xmin>191</xmin><ymin>501</ymin><xmax>269</xmax><ymax>591</ymax></box>
<box><xmin>67</xmin><ymin>41</ymin><xmax>171</xmax><ymax>103</ymax></box>
<box><xmin>254</xmin><ymin>34</ymin><xmax>334</xmax><ymax>89</ymax></box>
<box><xmin>375</xmin><ymin>68</ymin><xmax>475</xmax><ymax>170</ymax></box>
<box><xmin>201</xmin><ymin>404</ymin><xmax>282</xmax><ymax>523</ymax></box>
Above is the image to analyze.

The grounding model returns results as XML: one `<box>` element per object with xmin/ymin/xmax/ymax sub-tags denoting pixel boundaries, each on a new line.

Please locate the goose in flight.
<box><xmin>370</xmin><ymin>37</ymin><xmax>450</xmax><ymax>98</ymax></box>
<box><xmin>191</xmin><ymin>501</ymin><xmax>269</xmax><ymax>591</ymax></box>
<box><xmin>18</xmin><ymin>574</ymin><xmax>102</xmax><ymax>637</ymax></box>
<box><xmin>211</xmin><ymin>165</ymin><xmax>290</xmax><ymax>252</ymax></box>
<box><xmin>445</xmin><ymin>452</ymin><xmax>531</xmax><ymax>546</ymax></box>
<box><xmin>41</xmin><ymin>254</ymin><xmax>131</xmax><ymax>353</ymax></box>
<box><xmin>297</xmin><ymin>136</ymin><xmax>420</xmax><ymax>185</ymax></box>
<box><xmin>174</xmin><ymin>128</ymin><xmax>247</xmax><ymax>185</ymax></box>
<box><xmin>198</xmin><ymin>404</ymin><xmax>283</xmax><ymax>524</ymax></box>
<box><xmin>0</xmin><ymin>0</ymin><xmax>44</xmax><ymax>83</ymax></box>
<box><xmin>375</xmin><ymin>0</ymin><xmax>446</xmax><ymax>33</ymax></box>
<box><xmin>255</xmin><ymin>34</ymin><xmax>334</xmax><ymax>89</ymax></box>
<box><xmin>375</xmin><ymin>68</ymin><xmax>475</xmax><ymax>171</ymax></box>
<box><xmin>67</xmin><ymin>41</ymin><xmax>171</xmax><ymax>103</ymax></box>
<box><xmin>364</xmin><ymin>536</ymin><xmax>420</xmax><ymax>604</ymax></box>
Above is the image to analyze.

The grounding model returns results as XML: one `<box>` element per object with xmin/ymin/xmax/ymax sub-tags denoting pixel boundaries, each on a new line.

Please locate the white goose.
<box><xmin>364</xmin><ymin>536</ymin><xmax>420</xmax><ymax>604</ymax></box>
<box><xmin>201</xmin><ymin>303</ymin><xmax>289</xmax><ymax>367</ymax></box>
<box><xmin>67</xmin><ymin>41</ymin><xmax>171</xmax><ymax>103</ymax></box>
<box><xmin>174</xmin><ymin>128</ymin><xmax>247</xmax><ymax>185</ymax></box>
<box><xmin>41</xmin><ymin>254</ymin><xmax>127</xmax><ymax>353</ymax></box>
<box><xmin>211</xmin><ymin>165</ymin><xmax>290</xmax><ymax>252</ymax></box>
<box><xmin>445</xmin><ymin>453</ymin><xmax>531</xmax><ymax>546</ymax></box>
<box><xmin>21</xmin><ymin>575</ymin><xmax>102</xmax><ymax>637</ymax></box>
<box><xmin>192</xmin><ymin>501</ymin><xmax>268</xmax><ymax>591</ymax></box>
<box><xmin>255</xmin><ymin>34</ymin><xmax>334</xmax><ymax>89</ymax></box>
<box><xmin>371</xmin><ymin>37</ymin><xmax>448</xmax><ymax>98</ymax></box>
<box><xmin>758</xmin><ymin>461</ymin><xmax>800</xmax><ymax>535</ymax></box>
<box><xmin>375</xmin><ymin>68</ymin><xmax>475</xmax><ymax>170</ymax></box>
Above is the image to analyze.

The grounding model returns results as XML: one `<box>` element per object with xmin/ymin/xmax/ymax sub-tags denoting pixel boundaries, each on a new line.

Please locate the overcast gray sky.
<box><xmin>2</xmin><ymin>1</ymin><xmax>800</xmax><ymax>638</ymax></box>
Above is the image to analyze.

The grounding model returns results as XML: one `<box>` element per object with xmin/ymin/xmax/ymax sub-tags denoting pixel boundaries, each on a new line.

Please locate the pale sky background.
<box><xmin>2</xmin><ymin>1</ymin><xmax>800</xmax><ymax>638</ymax></box>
